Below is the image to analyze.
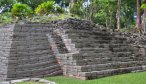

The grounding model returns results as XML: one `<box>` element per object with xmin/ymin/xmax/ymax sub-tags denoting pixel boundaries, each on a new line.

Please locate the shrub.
<box><xmin>0</xmin><ymin>12</ymin><xmax>13</xmax><ymax>26</ymax></box>
<box><xmin>35</xmin><ymin>1</ymin><xmax>55</xmax><ymax>15</ymax></box>
<box><xmin>70</xmin><ymin>2</ymin><xmax>83</xmax><ymax>16</ymax></box>
<box><xmin>120</xmin><ymin>25</ymin><xmax>135</xmax><ymax>33</ymax></box>
<box><xmin>56</xmin><ymin>6</ymin><xmax>65</xmax><ymax>14</ymax></box>
<box><xmin>35</xmin><ymin>1</ymin><xmax>64</xmax><ymax>15</ymax></box>
<box><xmin>11</xmin><ymin>3</ymin><xmax>33</xmax><ymax>19</ymax></box>
<box><xmin>29</xmin><ymin>14</ymin><xmax>79</xmax><ymax>23</ymax></box>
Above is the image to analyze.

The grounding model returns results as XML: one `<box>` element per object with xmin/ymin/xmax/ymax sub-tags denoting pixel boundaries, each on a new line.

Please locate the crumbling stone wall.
<box><xmin>0</xmin><ymin>19</ymin><xmax>146</xmax><ymax>81</ymax></box>
<box><xmin>0</xmin><ymin>25</ymin><xmax>14</xmax><ymax>81</ymax></box>
<box><xmin>56</xmin><ymin>27</ymin><xmax>146</xmax><ymax>80</ymax></box>
<box><xmin>0</xmin><ymin>23</ymin><xmax>63</xmax><ymax>81</ymax></box>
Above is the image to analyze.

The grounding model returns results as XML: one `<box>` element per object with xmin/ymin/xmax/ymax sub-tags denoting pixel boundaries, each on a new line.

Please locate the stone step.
<box><xmin>78</xmin><ymin>48</ymin><xmax>108</xmax><ymax>51</ymax></box>
<box><xmin>58</xmin><ymin>52</ymin><xmax>134</xmax><ymax>61</ymax></box>
<box><xmin>67</xmin><ymin>34</ymin><xmax>113</xmax><ymax>40</ymax></box>
<box><xmin>110</xmin><ymin>47</ymin><xmax>131</xmax><ymax>52</ymax></box>
<box><xmin>111</xmin><ymin>40</ymin><xmax>128</xmax><ymax>44</ymax></box>
<box><xmin>71</xmin><ymin>38</ymin><xmax>111</xmax><ymax>43</ymax></box>
<box><xmin>79</xmin><ymin>51</ymin><xmax>131</xmax><ymax>58</ymax></box>
<box><xmin>92</xmin><ymin>36</ymin><xmax>113</xmax><ymax>40</ymax></box>
<box><xmin>79</xmin><ymin>47</ymin><xmax>131</xmax><ymax>53</ymax></box>
<box><xmin>77</xmin><ymin>65</ymin><xmax>146</xmax><ymax>80</ymax></box>
<box><xmin>62</xmin><ymin>53</ymin><xmax>144</xmax><ymax>64</ymax></box>
<box><xmin>79</xmin><ymin>61</ymin><xmax>146</xmax><ymax>72</ymax></box>
<box><xmin>83</xmin><ymin>56</ymin><xmax>136</xmax><ymax>63</ymax></box>
<box><xmin>72</xmin><ymin>39</ymin><xmax>128</xmax><ymax>45</ymax></box>
<box><xmin>11</xmin><ymin>64</ymin><xmax>61</xmax><ymax>75</ymax></box>
<box><xmin>78</xmin><ymin>48</ymin><xmax>110</xmax><ymax>53</ymax></box>
<box><xmin>74</xmin><ymin>44</ymin><xmax>100</xmax><ymax>48</ymax></box>
<box><xmin>63</xmin><ymin>61</ymin><xmax>146</xmax><ymax>76</ymax></box>
<box><xmin>66</xmin><ymin>30</ymin><xmax>111</xmax><ymax>36</ymax></box>
<box><xmin>62</xmin><ymin>57</ymin><xmax>111</xmax><ymax>65</ymax></box>
<box><xmin>7</xmin><ymin>66</ymin><xmax>62</xmax><ymax>79</ymax></box>
<box><xmin>114</xmin><ymin>52</ymin><xmax>132</xmax><ymax>57</ymax></box>
<box><xmin>73</xmin><ymin>43</ymin><xmax>111</xmax><ymax>48</ymax></box>
<box><xmin>113</xmin><ymin>35</ymin><xmax>127</xmax><ymax>39</ymax></box>
<box><xmin>8</xmin><ymin>55</ymin><xmax>56</xmax><ymax>64</ymax></box>
<box><xmin>75</xmin><ymin>44</ymin><xmax>128</xmax><ymax>49</ymax></box>
<box><xmin>109</xmin><ymin>44</ymin><xmax>129</xmax><ymax>48</ymax></box>
<box><xmin>65</xmin><ymin>29</ymin><xmax>94</xmax><ymax>34</ymax></box>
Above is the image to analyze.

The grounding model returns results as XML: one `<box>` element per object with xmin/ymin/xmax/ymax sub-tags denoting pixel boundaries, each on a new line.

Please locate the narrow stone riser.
<box><xmin>79</xmin><ymin>49</ymin><xmax>131</xmax><ymax>54</ymax></box>
<box><xmin>111</xmin><ymin>48</ymin><xmax>131</xmax><ymax>52</ymax></box>
<box><xmin>77</xmin><ymin>66</ymin><xmax>146</xmax><ymax>80</ymax></box>
<box><xmin>7</xmin><ymin>68</ymin><xmax>62</xmax><ymax>80</ymax></box>
<box><xmin>67</xmin><ymin>35</ymin><xmax>113</xmax><ymax>41</ymax></box>
<box><xmin>63</xmin><ymin>61</ymin><xmax>146</xmax><ymax>73</ymax></box>
<box><xmin>66</xmin><ymin>30</ymin><xmax>111</xmax><ymax>36</ymax></box>
<box><xmin>59</xmin><ymin>56</ymin><xmax>139</xmax><ymax>67</ymax></box>
<box><xmin>65</xmin><ymin>30</ymin><xmax>96</xmax><ymax>34</ymax></box>
<box><xmin>109</xmin><ymin>44</ymin><xmax>129</xmax><ymax>48</ymax></box>
<box><xmin>73</xmin><ymin>43</ymin><xmax>111</xmax><ymax>48</ymax></box>
<box><xmin>79</xmin><ymin>50</ymin><xmax>110</xmax><ymax>54</ymax></box>
<box><xmin>61</xmin><ymin>52</ymin><xmax>144</xmax><ymax>65</ymax></box>
<box><xmin>9</xmin><ymin>59</ymin><xmax>57</xmax><ymax>69</ymax></box>
<box><xmin>71</xmin><ymin>39</ymin><xmax>111</xmax><ymax>44</ymax></box>
<box><xmin>58</xmin><ymin>52</ymin><xmax>137</xmax><ymax>62</ymax></box>
<box><xmin>81</xmin><ymin>52</ymin><xmax>131</xmax><ymax>58</ymax></box>
<box><xmin>7</xmin><ymin>65</ymin><xmax>62</xmax><ymax>79</ymax></box>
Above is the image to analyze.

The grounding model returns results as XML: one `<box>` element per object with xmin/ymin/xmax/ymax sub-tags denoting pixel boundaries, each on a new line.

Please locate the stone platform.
<box><xmin>0</xmin><ymin>19</ymin><xmax>146</xmax><ymax>81</ymax></box>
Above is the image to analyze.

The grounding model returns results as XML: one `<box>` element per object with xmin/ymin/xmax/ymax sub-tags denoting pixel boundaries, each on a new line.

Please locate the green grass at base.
<box><xmin>45</xmin><ymin>71</ymin><xmax>146</xmax><ymax>84</ymax></box>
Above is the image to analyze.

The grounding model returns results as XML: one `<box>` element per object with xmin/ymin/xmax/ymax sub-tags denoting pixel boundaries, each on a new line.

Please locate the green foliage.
<box><xmin>91</xmin><ymin>0</ymin><xmax>117</xmax><ymax>28</ymax></box>
<box><xmin>56</xmin><ymin>6</ymin><xmax>64</xmax><ymax>14</ymax></box>
<box><xmin>35</xmin><ymin>1</ymin><xmax>54</xmax><ymax>15</ymax></box>
<box><xmin>15</xmin><ymin>0</ymin><xmax>55</xmax><ymax>9</ymax></box>
<box><xmin>28</xmin><ymin>14</ymin><xmax>79</xmax><ymax>23</ymax></box>
<box><xmin>93</xmin><ymin>10</ymin><xmax>107</xmax><ymax>26</ymax></box>
<box><xmin>141</xmin><ymin>4</ymin><xmax>146</xmax><ymax>9</ymax></box>
<box><xmin>70</xmin><ymin>1</ymin><xmax>83</xmax><ymax>17</ymax></box>
<box><xmin>11</xmin><ymin>3</ymin><xmax>33</xmax><ymax>19</ymax></box>
<box><xmin>0</xmin><ymin>0</ymin><xmax>16</xmax><ymax>13</ymax></box>
<box><xmin>0</xmin><ymin>0</ymin><xmax>138</xmax><ymax>30</ymax></box>
<box><xmin>35</xmin><ymin>1</ymin><xmax>64</xmax><ymax>15</ymax></box>
<box><xmin>0</xmin><ymin>12</ymin><xmax>12</xmax><ymax>26</ymax></box>
<box><xmin>120</xmin><ymin>25</ymin><xmax>135</xmax><ymax>32</ymax></box>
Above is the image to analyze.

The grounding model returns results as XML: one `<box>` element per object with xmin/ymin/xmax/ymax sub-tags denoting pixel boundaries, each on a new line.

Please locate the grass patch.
<box><xmin>0</xmin><ymin>12</ymin><xmax>80</xmax><ymax>27</ymax></box>
<box><xmin>28</xmin><ymin>14</ymin><xmax>80</xmax><ymax>23</ymax></box>
<box><xmin>45</xmin><ymin>71</ymin><xmax>146</xmax><ymax>84</ymax></box>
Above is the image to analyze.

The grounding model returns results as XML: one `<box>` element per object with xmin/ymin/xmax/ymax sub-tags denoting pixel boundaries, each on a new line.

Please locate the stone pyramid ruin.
<box><xmin>0</xmin><ymin>19</ymin><xmax>146</xmax><ymax>81</ymax></box>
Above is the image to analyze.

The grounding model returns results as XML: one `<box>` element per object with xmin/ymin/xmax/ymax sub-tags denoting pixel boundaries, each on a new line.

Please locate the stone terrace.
<box><xmin>0</xmin><ymin>19</ymin><xmax>146</xmax><ymax>81</ymax></box>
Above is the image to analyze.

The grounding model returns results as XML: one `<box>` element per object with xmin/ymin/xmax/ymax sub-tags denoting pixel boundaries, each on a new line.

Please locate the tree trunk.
<box><xmin>84</xmin><ymin>0</ymin><xmax>87</xmax><ymax>20</ymax></box>
<box><xmin>136</xmin><ymin>0</ymin><xmax>141</xmax><ymax>29</ymax></box>
<box><xmin>143</xmin><ymin>0</ymin><xmax>146</xmax><ymax>33</ymax></box>
<box><xmin>69</xmin><ymin>0</ymin><xmax>74</xmax><ymax>14</ymax></box>
<box><xmin>117</xmin><ymin>0</ymin><xmax>120</xmax><ymax>31</ymax></box>
<box><xmin>89</xmin><ymin>0</ymin><xmax>94</xmax><ymax>21</ymax></box>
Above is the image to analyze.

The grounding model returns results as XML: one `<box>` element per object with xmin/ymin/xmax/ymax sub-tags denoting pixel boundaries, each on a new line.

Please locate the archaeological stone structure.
<box><xmin>0</xmin><ymin>18</ymin><xmax>146</xmax><ymax>81</ymax></box>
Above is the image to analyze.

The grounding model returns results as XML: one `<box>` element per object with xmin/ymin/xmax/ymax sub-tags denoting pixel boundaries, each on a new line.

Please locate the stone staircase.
<box><xmin>1</xmin><ymin>19</ymin><xmax>146</xmax><ymax>81</ymax></box>
<box><xmin>52</xmin><ymin>28</ymin><xmax>146</xmax><ymax>80</ymax></box>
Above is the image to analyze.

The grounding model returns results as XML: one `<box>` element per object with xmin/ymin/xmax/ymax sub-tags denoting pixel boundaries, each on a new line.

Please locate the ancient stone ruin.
<box><xmin>0</xmin><ymin>18</ymin><xmax>146</xmax><ymax>81</ymax></box>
